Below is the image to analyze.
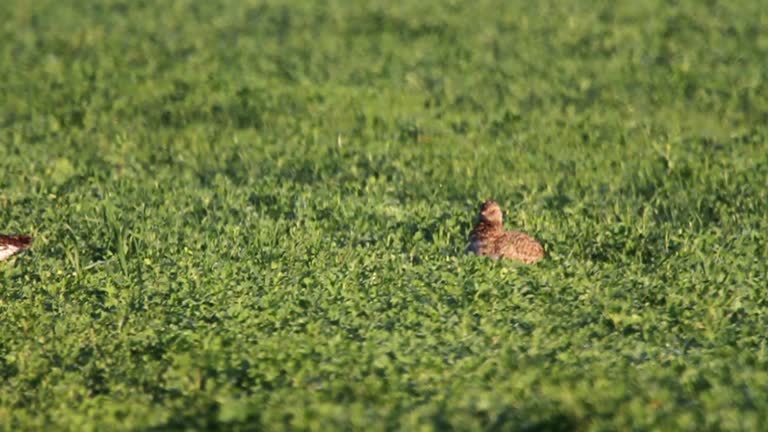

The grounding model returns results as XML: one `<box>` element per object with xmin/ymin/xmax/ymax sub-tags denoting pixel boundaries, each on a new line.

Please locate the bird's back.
<box><xmin>496</xmin><ymin>230</ymin><xmax>544</xmax><ymax>264</ymax></box>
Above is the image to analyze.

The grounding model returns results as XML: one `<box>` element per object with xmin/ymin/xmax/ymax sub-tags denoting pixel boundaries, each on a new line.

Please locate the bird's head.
<box><xmin>478</xmin><ymin>200</ymin><xmax>503</xmax><ymax>225</ymax></box>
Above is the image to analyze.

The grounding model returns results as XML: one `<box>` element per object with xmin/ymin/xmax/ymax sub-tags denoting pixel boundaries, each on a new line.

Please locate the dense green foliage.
<box><xmin>1</xmin><ymin>0</ymin><xmax>767</xmax><ymax>430</ymax></box>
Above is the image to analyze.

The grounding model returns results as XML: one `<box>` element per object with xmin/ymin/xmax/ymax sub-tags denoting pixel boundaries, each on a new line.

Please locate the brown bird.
<box><xmin>0</xmin><ymin>234</ymin><xmax>33</xmax><ymax>261</ymax></box>
<box><xmin>466</xmin><ymin>200</ymin><xmax>544</xmax><ymax>264</ymax></box>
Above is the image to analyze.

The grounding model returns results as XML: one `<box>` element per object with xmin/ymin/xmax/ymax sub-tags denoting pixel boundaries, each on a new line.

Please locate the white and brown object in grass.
<box><xmin>466</xmin><ymin>200</ymin><xmax>544</xmax><ymax>264</ymax></box>
<box><xmin>0</xmin><ymin>234</ymin><xmax>33</xmax><ymax>261</ymax></box>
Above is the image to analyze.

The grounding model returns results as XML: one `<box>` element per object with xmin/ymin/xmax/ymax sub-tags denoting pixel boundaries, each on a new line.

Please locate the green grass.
<box><xmin>1</xmin><ymin>0</ymin><xmax>767</xmax><ymax>430</ymax></box>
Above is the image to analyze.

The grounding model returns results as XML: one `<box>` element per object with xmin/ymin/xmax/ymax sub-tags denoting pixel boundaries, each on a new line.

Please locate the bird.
<box><xmin>466</xmin><ymin>200</ymin><xmax>544</xmax><ymax>264</ymax></box>
<box><xmin>0</xmin><ymin>234</ymin><xmax>33</xmax><ymax>262</ymax></box>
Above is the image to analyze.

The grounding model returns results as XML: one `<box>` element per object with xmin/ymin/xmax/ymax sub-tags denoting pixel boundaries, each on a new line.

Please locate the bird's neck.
<box><xmin>471</xmin><ymin>220</ymin><xmax>502</xmax><ymax>237</ymax></box>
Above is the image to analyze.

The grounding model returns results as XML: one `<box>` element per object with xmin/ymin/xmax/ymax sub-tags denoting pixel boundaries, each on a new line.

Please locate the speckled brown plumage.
<box><xmin>0</xmin><ymin>234</ymin><xmax>33</xmax><ymax>261</ymax></box>
<box><xmin>466</xmin><ymin>200</ymin><xmax>544</xmax><ymax>264</ymax></box>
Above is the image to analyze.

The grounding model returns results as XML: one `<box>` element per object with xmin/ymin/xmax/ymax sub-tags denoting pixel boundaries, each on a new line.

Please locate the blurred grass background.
<box><xmin>1</xmin><ymin>0</ymin><xmax>767</xmax><ymax>430</ymax></box>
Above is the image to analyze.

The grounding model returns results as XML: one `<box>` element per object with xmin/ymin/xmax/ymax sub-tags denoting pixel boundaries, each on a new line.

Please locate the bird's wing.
<box><xmin>498</xmin><ymin>231</ymin><xmax>544</xmax><ymax>262</ymax></box>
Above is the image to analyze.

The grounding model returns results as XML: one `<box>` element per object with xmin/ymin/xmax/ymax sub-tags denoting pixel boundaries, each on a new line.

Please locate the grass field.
<box><xmin>1</xmin><ymin>0</ymin><xmax>768</xmax><ymax>430</ymax></box>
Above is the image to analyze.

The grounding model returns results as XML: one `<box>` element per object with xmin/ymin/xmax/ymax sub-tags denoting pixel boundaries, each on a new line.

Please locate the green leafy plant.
<box><xmin>1</xmin><ymin>0</ymin><xmax>767</xmax><ymax>430</ymax></box>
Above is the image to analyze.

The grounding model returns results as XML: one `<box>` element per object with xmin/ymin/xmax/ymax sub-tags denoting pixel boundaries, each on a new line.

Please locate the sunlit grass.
<box><xmin>1</xmin><ymin>0</ymin><xmax>767</xmax><ymax>430</ymax></box>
